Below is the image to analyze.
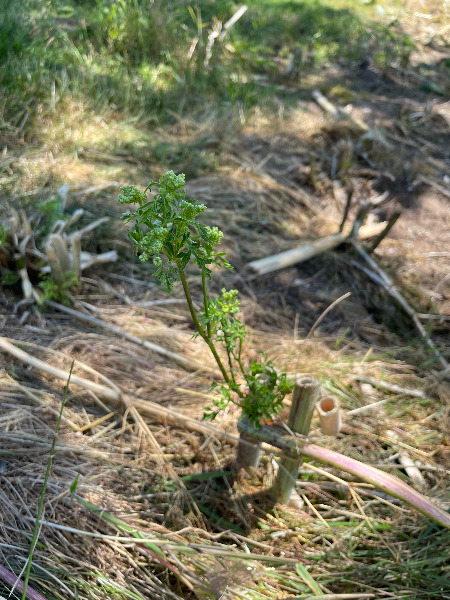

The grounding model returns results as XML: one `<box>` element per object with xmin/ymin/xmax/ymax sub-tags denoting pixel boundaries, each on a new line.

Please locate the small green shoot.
<box><xmin>38</xmin><ymin>271</ymin><xmax>79</xmax><ymax>305</ymax></box>
<box><xmin>69</xmin><ymin>474</ymin><xmax>79</xmax><ymax>495</ymax></box>
<box><xmin>38</xmin><ymin>271</ymin><xmax>79</xmax><ymax>304</ymax></box>
<box><xmin>68</xmin><ymin>473</ymin><xmax>79</xmax><ymax>505</ymax></box>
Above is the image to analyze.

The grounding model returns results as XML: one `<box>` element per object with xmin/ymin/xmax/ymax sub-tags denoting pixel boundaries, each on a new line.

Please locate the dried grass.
<box><xmin>1</xmin><ymin>311</ymin><xmax>448</xmax><ymax>599</ymax></box>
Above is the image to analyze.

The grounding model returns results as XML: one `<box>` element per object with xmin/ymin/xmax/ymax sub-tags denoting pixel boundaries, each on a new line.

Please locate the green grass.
<box><xmin>0</xmin><ymin>0</ymin><xmax>414</xmax><ymax>151</ymax></box>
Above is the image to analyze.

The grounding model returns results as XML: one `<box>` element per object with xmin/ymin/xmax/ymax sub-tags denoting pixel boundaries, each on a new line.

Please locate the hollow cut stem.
<box><xmin>271</xmin><ymin>376</ymin><xmax>320</xmax><ymax>505</ymax></box>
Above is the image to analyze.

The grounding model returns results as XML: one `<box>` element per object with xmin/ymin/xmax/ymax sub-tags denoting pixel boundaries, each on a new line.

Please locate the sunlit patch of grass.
<box><xmin>0</xmin><ymin>0</ymin><xmax>417</xmax><ymax>149</ymax></box>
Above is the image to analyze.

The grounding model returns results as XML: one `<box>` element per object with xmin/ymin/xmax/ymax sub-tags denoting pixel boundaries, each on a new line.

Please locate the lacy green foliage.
<box><xmin>119</xmin><ymin>171</ymin><xmax>292</xmax><ymax>426</ymax></box>
<box><xmin>204</xmin><ymin>356</ymin><xmax>293</xmax><ymax>425</ymax></box>
<box><xmin>39</xmin><ymin>271</ymin><xmax>78</xmax><ymax>304</ymax></box>
<box><xmin>242</xmin><ymin>358</ymin><xmax>292</xmax><ymax>423</ymax></box>
<box><xmin>199</xmin><ymin>289</ymin><xmax>246</xmax><ymax>354</ymax></box>
<box><xmin>119</xmin><ymin>171</ymin><xmax>231</xmax><ymax>291</ymax></box>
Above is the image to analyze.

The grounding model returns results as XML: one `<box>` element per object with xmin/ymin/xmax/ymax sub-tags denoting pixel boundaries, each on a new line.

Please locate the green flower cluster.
<box><xmin>138</xmin><ymin>227</ymin><xmax>168</xmax><ymax>263</ymax></box>
<box><xmin>119</xmin><ymin>171</ymin><xmax>230</xmax><ymax>291</ymax></box>
<box><xmin>118</xmin><ymin>185</ymin><xmax>147</xmax><ymax>205</ymax></box>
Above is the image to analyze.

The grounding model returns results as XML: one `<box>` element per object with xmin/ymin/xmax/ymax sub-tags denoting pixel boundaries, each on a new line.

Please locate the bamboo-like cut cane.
<box><xmin>245</xmin><ymin>222</ymin><xmax>387</xmax><ymax>276</ymax></box>
<box><xmin>71</xmin><ymin>233</ymin><xmax>82</xmax><ymax>281</ymax></box>
<box><xmin>235</xmin><ymin>428</ymin><xmax>263</xmax><ymax>472</ymax></box>
<box><xmin>271</xmin><ymin>377</ymin><xmax>320</xmax><ymax>504</ymax></box>
<box><xmin>317</xmin><ymin>395</ymin><xmax>341</xmax><ymax>436</ymax></box>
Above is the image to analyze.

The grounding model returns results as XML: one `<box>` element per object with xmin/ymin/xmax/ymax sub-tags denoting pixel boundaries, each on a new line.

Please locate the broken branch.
<box><xmin>246</xmin><ymin>222</ymin><xmax>387</xmax><ymax>276</ymax></box>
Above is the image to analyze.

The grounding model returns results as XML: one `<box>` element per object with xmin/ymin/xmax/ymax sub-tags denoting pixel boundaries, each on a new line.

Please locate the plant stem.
<box><xmin>21</xmin><ymin>362</ymin><xmax>74</xmax><ymax>600</ymax></box>
<box><xmin>237</xmin><ymin>338</ymin><xmax>246</xmax><ymax>377</ymax></box>
<box><xmin>222</xmin><ymin>332</ymin><xmax>237</xmax><ymax>385</ymax></box>
<box><xmin>227</xmin><ymin>352</ymin><xmax>236</xmax><ymax>384</ymax></box>
<box><xmin>201</xmin><ymin>271</ymin><xmax>212</xmax><ymax>338</ymax></box>
<box><xmin>177</xmin><ymin>264</ymin><xmax>232</xmax><ymax>386</ymax></box>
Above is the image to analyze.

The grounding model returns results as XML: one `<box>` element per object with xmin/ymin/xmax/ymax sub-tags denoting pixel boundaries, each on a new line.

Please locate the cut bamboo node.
<box><xmin>271</xmin><ymin>376</ymin><xmax>321</xmax><ymax>505</ymax></box>
<box><xmin>317</xmin><ymin>395</ymin><xmax>341</xmax><ymax>436</ymax></box>
<box><xmin>235</xmin><ymin>426</ymin><xmax>263</xmax><ymax>472</ymax></box>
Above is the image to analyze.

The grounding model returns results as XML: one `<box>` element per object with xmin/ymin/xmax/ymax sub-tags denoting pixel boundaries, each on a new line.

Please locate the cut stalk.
<box><xmin>272</xmin><ymin>377</ymin><xmax>320</xmax><ymax>504</ymax></box>
<box><xmin>317</xmin><ymin>395</ymin><xmax>341</xmax><ymax>436</ymax></box>
<box><xmin>235</xmin><ymin>424</ymin><xmax>263</xmax><ymax>472</ymax></box>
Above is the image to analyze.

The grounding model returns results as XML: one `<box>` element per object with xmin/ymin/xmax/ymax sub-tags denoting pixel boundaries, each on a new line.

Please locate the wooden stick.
<box><xmin>65</xmin><ymin>217</ymin><xmax>110</xmax><ymax>243</ymax></box>
<box><xmin>367</xmin><ymin>211</ymin><xmax>401</xmax><ymax>253</ymax></box>
<box><xmin>246</xmin><ymin>222</ymin><xmax>387</xmax><ymax>276</ymax></box>
<box><xmin>220</xmin><ymin>5</ymin><xmax>248</xmax><ymax>40</ymax></box>
<box><xmin>386</xmin><ymin>430</ymin><xmax>426</xmax><ymax>486</ymax></box>
<box><xmin>271</xmin><ymin>377</ymin><xmax>320</xmax><ymax>505</ymax></box>
<box><xmin>351</xmin><ymin>375</ymin><xmax>428</xmax><ymax>399</ymax></box>
<box><xmin>0</xmin><ymin>337</ymin><xmax>120</xmax><ymax>402</ymax></box>
<box><xmin>0</xmin><ymin>337</ymin><xmax>251</xmax><ymax>450</ymax></box>
<box><xmin>312</xmin><ymin>90</ymin><xmax>340</xmax><ymax>119</ymax></box>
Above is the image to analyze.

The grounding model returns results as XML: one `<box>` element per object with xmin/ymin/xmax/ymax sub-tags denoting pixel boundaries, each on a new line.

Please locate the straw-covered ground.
<box><xmin>1</xmin><ymin>1</ymin><xmax>449</xmax><ymax>599</ymax></box>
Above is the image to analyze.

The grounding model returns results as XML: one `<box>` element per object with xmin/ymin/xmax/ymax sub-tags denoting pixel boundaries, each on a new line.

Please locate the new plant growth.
<box><xmin>119</xmin><ymin>171</ymin><xmax>292</xmax><ymax>425</ymax></box>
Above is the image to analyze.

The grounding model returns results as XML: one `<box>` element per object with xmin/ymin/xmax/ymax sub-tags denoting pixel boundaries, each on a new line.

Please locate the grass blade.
<box><xmin>295</xmin><ymin>563</ymin><xmax>323</xmax><ymax>596</ymax></box>
<box><xmin>21</xmin><ymin>361</ymin><xmax>74</xmax><ymax>600</ymax></box>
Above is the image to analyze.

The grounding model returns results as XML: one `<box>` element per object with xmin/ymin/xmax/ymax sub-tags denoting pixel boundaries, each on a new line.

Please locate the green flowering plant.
<box><xmin>119</xmin><ymin>171</ymin><xmax>292</xmax><ymax>426</ymax></box>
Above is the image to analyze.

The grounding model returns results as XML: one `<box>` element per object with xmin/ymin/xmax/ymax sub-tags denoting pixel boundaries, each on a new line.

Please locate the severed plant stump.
<box><xmin>271</xmin><ymin>376</ymin><xmax>320</xmax><ymax>505</ymax></box>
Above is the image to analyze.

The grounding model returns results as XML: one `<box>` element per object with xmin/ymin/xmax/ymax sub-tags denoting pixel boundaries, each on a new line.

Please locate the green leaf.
<box><xmin>295</xmin><ymin>563</ymin><xmax>322</xmax><ymax>596</ymax></box>
<box><xmin>70</xmin><ymin>474</ymin><xmax>79</xmax><ymax>495</ymax></box>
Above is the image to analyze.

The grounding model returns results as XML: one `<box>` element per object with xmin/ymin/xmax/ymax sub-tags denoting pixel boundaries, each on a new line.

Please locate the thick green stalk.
<box><xmin>201</xmin><ymin>271</ymin><xmax>212</xmax><ymax>338</ymax></box>
<box><xmin>177</xmin><ymin>264</ymin><xmax>232</xmax><ymax>387</ymax></box>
